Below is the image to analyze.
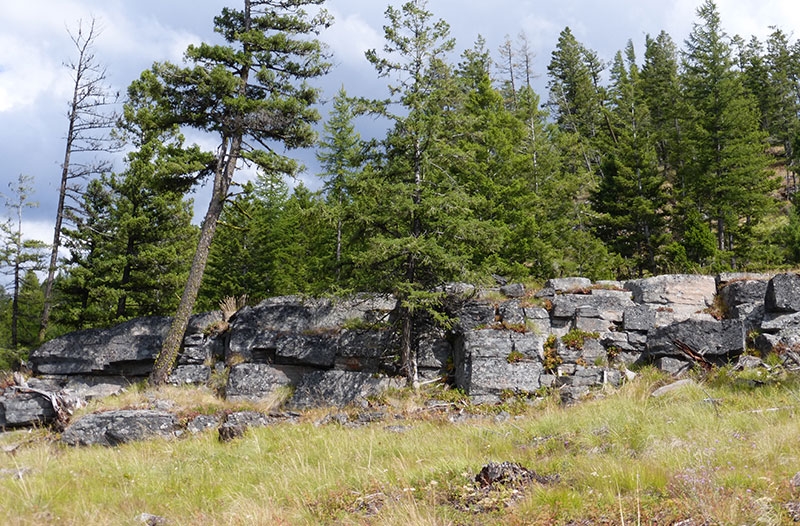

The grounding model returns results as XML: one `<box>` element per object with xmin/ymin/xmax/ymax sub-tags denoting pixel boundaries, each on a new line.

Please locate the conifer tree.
<box><xmin>641</xmin><ymin>31</ymin><xmax>687</xmax><ymax>187</ymax></box>
<box><xmin>56</xmin><ymin>98</ymin><xmax>203</xmax><ymax>330</ymax></box>
<box><xmin>547</xmin><ymin>27</ymin><xmax>605</xmax><ymax>174</ymax></box>
<box><xmin>316</xmin><ymin>87</ymin><xmax>363</xmax><ymax>282</ymax></box>
<box><xmin>0</xmin><ymin>176</ymin><xmax>47</xmax><ymax>348</ymax></box>
<box><xmin>763</xmin><ymin>28</ymin><xmax>800</xmax><ymax>190</ymax></box>
<box><xmin>199</xmin><ymin>176</ymin><xmax>334</xmax><ymax>308</ymax></box>
<box><xmin>681</xmin><ymin>0</ymin><xmax>778</xmax><ymax>266</ymax></box>
<box><xmin>129</xmin><ymin>0</ymin><xmax>331</xmax><ymax>385</ymax></box>
<box><xmin>358</xmin><ymin>0</ymin><xmax>490</xmax><ymax>385</ymax></box>
<box><xmin>546</xmin><ymin>28</ymin><xmax>617</xmax><ymax>278</ymax></box>
<box><xmin>592</xmin><ymin>42</ymin><xmax>668</xmax><ymax>276</ymax></box>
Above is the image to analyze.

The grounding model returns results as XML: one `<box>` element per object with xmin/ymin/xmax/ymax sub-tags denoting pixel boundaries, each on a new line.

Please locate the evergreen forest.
<box><xmin>3</xmin><ymin>0</ymin><xmax>800</xmax><ymax>369</ymax></box>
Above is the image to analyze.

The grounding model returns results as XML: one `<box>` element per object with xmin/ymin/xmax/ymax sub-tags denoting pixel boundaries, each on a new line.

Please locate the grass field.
<box><xmin>2</xmin><ymin>367</ymin><xmax>800</xmax><ymax>525</ymax></box>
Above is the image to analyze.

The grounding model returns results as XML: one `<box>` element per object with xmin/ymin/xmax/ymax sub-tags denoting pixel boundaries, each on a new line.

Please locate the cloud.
<box><xmin>323</xmin><ymin>9</ymin><xmax>383</xmax><ymax>68</ymax></box>
<box><xmin>0</xmin><ymin>36</ymin><xmax>65</xmax><ymax>112</ymax></box>
<box><xmin>717</xmin><ymin>0</ymin><xmax>800</xmax><ymax>41</ymax></box>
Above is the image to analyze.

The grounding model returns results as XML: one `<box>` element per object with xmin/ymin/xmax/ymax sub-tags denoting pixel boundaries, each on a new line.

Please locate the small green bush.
<box><xmin>561</xmin><ymin>329</ymin><xmax>600</xmax><ymax>350</ymax></box>
<box><xmin>543</xmin><ymin>334</ymin><xmax>561</xmax><ymax>372</ymax></box>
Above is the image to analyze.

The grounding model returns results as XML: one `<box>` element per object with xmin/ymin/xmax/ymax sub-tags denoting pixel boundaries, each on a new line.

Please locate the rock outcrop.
<box><xmin>7</xmin><ymin>272</ymin><xmax>800</xmax><ymax>432</ymax></box>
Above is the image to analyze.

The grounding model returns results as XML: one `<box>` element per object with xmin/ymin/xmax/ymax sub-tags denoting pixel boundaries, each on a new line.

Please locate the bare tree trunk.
<box><xmin>39</xmin><ymin>137</ymin><xmax>72</xmax><ymax>343</ymax></box>
<box><xmin>39</xmin><ymin>18</ymin><xmax>116</xmax><ymax>342</ymax></box>
<box><xmin>11</xmin><ymin>247</ymin><xmax>20</xmax><ymax>349</ymax></box>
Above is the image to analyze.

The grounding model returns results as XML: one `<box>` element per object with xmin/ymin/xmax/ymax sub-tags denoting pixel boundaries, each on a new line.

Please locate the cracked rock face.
<box><xmin>14</xmin><ymin>272</ymin><xmax>796</xmax><ymax>424</ymax></box>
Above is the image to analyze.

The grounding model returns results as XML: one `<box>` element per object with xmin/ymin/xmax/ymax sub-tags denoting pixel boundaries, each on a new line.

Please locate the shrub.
<box><xmin>543</xmin><ymin>335</ymin><xmax>562</xmax><ymax>372</ymax></box>
<box><xmin>561</xmin><ymin>329</ymin><xmax>600</xmax><ymax>350</ymax></box>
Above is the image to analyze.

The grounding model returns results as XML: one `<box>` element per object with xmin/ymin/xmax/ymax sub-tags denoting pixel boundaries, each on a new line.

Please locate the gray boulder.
<box><xmin>720</xmin><ymin>279</ymin><xmax>768</xmax><ymax>318</ymax></box>
<box><xmin>500</xmin><ymin>283</ymin><xmax>525</xmax><ymax>298</ymax></box>
<box><xmin>623</xmin><ymin>305</ymin><xmax>656</xmax><ymax>332</ymax></box>
<box><xmin>765</xmin><ymin>273</ymin><xmax>800</xmax><ymax>313</ymax></box>
<box><xmin>625</xmin><ymin>275</ymin><xmax>716</xmax><ymax>325</ymax></box>
<box><xmin>417</xmin><ymin>326</ymin><xmax>452</xmax><ymax>379</ymax></box>
<box><xmin>550</xmin><ymin>293</ymin><xmax>634</xmax><ymax>323</ymax></box>
<box><xmin>61</xmin><ymin>410</ymin><xmax>178</xmax><ymax>446</ymax></box>
<box><xmin>655</xmin><ymin>357</ymin><xmax>692</xmax><ymax>376</ymax></box>
<box><xmin>0</xmin><ymin>391</ymin><xmax>58</xmax><ymax>428</ymax></box>
<box><xmin>30</xmin><ymin>317</ymin><xmax>172</xmax><ymax>376</ymax></box>
<box><xmin>625</xmin><ymin>274</ymin><xmax>716</xmax><ymax>306</ymax></box>
<box><xmin>288</xmin><ymin>370</ymin><xmax>402</xmax><ymax>409</ymax></box>
<box><xmin>227</xmin><ymin>296</ymin><xmax>394</xmax><ymax>364</ymax></box>
<box><xmin>455</xmin><ymin>302</ymin><xmax>498</xmax><ymax>331</ymax></box>
<box><xmin>225</xmin><ymin>363</ymin><xmax>296</xmax><ymax>402</ymax></box>
<box><xmin>544</xmin><ymin>277</ymin><xmax>592</xmax><ymax>293</ymax></box>
<box><xmin>647</xmin><ymin>318</ymin><xmax>745</xmax><ymax>364</ymax></box>
<box><xmin>275</xmin><ymin>333</ymin><xmax>338</xmax><ymax>368</ymax></box>
<box><xmin>454</xmin><ymin>330</ymin><xmax>546</xmax><ymax>404</ymax></box>
<box><xmin>231</xmin><ymin>295</ymin><xmax>394</xmax><ymax>334</ymax></box>
<box><xmin>760</xmin><ymin>312</ymin><xmax>800</xmax><ymax>333</ymax></box>
<box><xmin>336</xmin><ymin>329</ymin><xmax>397</xmax><ymax>372</ymax></box>
<box><xmin>180</xmin><ymin>311</ymin><xmax>226</xmax><ymax>365</ymax></box>
<box><xmin>187</xmin><ymin>414</ymin><xmax>220</xmax><ymax>434</ymax></box>
<box><xmin>167</xmin><ymin>365</ymin><xmax>211</xmax><ymax>386</ymax></box>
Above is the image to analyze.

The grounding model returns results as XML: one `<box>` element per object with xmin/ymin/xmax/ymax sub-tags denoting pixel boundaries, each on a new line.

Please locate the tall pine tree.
<box><xmin>592</xmin><ymin>42</ymin><xmax>668</xmax><ymax>276</ymax></box>
<box><xmin>130</xmin><ymin>0</ymin><xmax>331</xmax><ymax>385</ymax></box>
<box><xmin>681</xmin><ymin>0</ymin><xmax>778</xmax><ymax>267</ymax></box>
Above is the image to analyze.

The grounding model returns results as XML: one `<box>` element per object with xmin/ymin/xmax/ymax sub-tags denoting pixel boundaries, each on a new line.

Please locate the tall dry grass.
<box><xmin>1</xmin><ymin>367</ymin><xmax>800</xmax><ymax>524</ymax></box>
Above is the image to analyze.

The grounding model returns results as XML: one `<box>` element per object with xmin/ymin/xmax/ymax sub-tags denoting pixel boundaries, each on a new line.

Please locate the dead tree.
<box><xmin>39</xmin><ymin>18</ymin><xmax>118</xmax><ymax>342</ymax></box>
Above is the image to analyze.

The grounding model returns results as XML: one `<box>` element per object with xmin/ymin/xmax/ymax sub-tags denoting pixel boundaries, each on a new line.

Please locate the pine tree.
<box><xmin>200</xmin><ymin>172</ymin><xmax>337</xmax><ymax>308</ymax></box>
<box><xmin>545</xmin><ymin>29</ymin><xmax>618</xmax><ymax>279</ymax></box>
<box><xmin>130</xmin><ymin>0</ymin><xmax>331</xmax><ymax>385</ymax></box>
<box><xmin>681</xmin><ymin>0</ymin><xmax>778</xmax><ymax>267</ymax></box>
<box><xmin>0</xmin><ymin>176</ymin><xmax>47</xmax><ymax>348</ymax></box>
<box><xmin>56</xmin><ymin>178</ymin><xmax>117</xmax><ymax>329</ymax></box>
<box><xmin>592</xmin><ymin>42</ymin><xmax>668</xmax><ymax>276</ymax></box>
<box><xmin>56</xmin><ymin>100</ymin><xmax>202</xmax><ymax>330</ymax></box>
<box><xmin>764</xmin><ymin>28</ymin><xmax>800</xmax><ymax>191</ymax></box>
<box><xmin>316</xmin><ymin>87</ymin><xmax>363</xmax><ymax>282</ymax></box>
<box><xmin>358</xmin><ymin>0</ymin><xmax>490</xmax><ymax>385</ymax></box>
<box><xmin>546</xmin><ymin>27</ymin><xmax>605</xmax><ymax>174</ymax></box>
<box><xmin>641</xmin><ymin>31</ymin><xmax>688</xmax><ymax>188</ymax></box>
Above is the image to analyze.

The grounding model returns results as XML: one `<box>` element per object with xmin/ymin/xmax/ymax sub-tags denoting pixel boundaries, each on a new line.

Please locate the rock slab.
<box><xmin>61</xmin><ymin>410</ymin><xmax>179</xmax><ymax>446</ymax></box>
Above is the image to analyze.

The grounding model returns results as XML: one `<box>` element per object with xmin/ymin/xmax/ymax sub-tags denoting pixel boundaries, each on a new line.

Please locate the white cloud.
<box><xmin>717</xmin><ymin>0</ymin><xmax>800</xmax><ymax>41</ymax></box>
<box><xmin>0</xmin><ymin>36</ymin><xmax>65</xmax><ymax>112</ymax></box>
<box><xmin>323</xmin><ymin>9</ymin><xmax>383</xmax><ymax>68</ymax></box>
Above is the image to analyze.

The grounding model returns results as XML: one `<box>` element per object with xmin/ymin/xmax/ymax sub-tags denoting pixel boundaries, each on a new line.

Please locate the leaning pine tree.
<box><xmin>132</xmin><ymin>0</ymin><xmax>331</xmax><ymax>386</ymax></box>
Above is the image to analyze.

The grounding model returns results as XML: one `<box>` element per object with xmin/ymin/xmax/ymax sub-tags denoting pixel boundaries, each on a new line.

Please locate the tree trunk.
<box><xmin>149</xmin><ymin>136</ymin><xmax>241</xmax><ymax>385</ymax></box>
<box><xmin>398</xmin><ymin>301</ymin><xmax>418</xmax><ymax>388</ymax></box>
<box><xmin>150</xmin><ymin>0</ymin><xmax>255</xmax><ymax>386</ymax></box>
<box><xmin>116</xmin><ymin>234</ymin><xmax>136</xmax><ymax>319</ymax></box>
<box><xmin>11</xmin><ymin>258</ymin><xmax>20</xmax><ymax>349</ymax></box>
<box><xmin>39</xmin><ymin>124</ymin><xmax>74</xmax><ymax>343</ymax></box>
<box><xmin>398</xmin><ymin>137</ymin><xmax>423</xmax><ymax>388</ymax></box>
<box><xmin>40</xmin><ymin>18</ymin><xmax>114</xmax><ymax>343</ymax></box>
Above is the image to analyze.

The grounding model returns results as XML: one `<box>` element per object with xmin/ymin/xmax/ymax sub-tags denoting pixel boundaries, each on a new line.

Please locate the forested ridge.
<box><xmin>2</xmin><ymin>0</ymin><xmax>800</xmax><ymax>369</ymax></box>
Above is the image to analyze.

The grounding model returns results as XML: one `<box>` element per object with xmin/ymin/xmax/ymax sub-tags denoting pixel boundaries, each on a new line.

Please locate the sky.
<box><xmin>1</xmin><ymin>0</ymin><xmax>800</xmax><ymax>245</ymax></box>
